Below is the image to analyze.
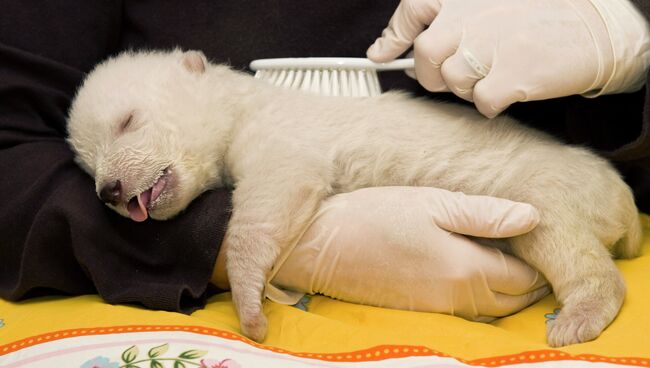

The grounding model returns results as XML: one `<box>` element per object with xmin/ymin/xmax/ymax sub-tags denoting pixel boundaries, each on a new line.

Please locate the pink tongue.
<box><xmin>127</xmin><ymin>190</ymin><xmax>151</xmax><ymax>222</ymax></box>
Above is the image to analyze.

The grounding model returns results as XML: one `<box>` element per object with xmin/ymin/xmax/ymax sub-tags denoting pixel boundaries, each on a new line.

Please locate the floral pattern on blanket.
<box><xmin>80</xmin><ymin>343</ymin><xmax>240</xmax><ymax>368</ymax></box>
<box><xmin>3</xmin><ymin>325</ymin><xmax>649</xmax><ymax>368</ymax></box>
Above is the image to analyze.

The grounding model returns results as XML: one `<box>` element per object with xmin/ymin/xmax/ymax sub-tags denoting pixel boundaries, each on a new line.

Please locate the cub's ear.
<box><xmin>181</xmin><ymin>50</ymin><xmax>207</xmax><ymax>74</ymax></box>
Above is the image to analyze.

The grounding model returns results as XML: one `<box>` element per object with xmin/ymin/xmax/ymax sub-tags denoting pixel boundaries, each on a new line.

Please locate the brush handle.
<box><xmin>249</xmin><ymin>57</ymin><xmax>414</xmax><ymax>72</ymax></box>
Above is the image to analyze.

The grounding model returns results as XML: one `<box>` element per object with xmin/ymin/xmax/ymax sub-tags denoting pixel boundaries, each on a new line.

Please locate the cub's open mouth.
<box><xmin>127</xmin><ymin>167</ymin><xmax>171</xmax><ymax>222</ymax></box>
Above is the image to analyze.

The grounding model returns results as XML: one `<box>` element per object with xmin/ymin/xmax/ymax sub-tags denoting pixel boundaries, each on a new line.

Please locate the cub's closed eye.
<box><xmin>119</xmin><ymin>113</ymin><xmax>134</xmax><ymax>133</ymax></box>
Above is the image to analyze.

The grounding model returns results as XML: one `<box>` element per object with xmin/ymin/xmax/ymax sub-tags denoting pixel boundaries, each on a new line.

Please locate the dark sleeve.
<box><xmin>0</xmin><ymin>1</ymin><xmax>231</xmax><ymax>313</ymax></box>
<box><xmin>566</xmin><ymin>1</ymin><xmax>650</xmax><ymax>213</ymax></box>
<box><xmin>631</xmin><ymin>0</ymin><xmax>649</xmax><ymax>17</ymax></box>
<box><xmin>619</xmin><ymin>0</ymin><xmax>650</xmax><ymax>211</ymax></box>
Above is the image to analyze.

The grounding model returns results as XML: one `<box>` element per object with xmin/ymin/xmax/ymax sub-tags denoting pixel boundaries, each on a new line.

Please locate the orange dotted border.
<box><xmin>468</xmin><ymin>351</ymin><xmax>650</xmax><ymax>367</ymax></box>
<box><xmin>1</xmin><ymin>325</ymin><xmax>649</xmax><ymax>366</ymax></box>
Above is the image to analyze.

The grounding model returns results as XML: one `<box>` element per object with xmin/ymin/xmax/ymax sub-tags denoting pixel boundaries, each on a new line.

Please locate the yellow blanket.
<box><xmin>1</xmin><ymin>215</ymin><xmax>649</xmax><ymax>366</ymax></box>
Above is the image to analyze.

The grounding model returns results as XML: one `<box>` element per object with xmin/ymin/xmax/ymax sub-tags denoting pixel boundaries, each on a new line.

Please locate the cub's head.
<box><xmin>67</xmin><ymin>49</ymin><xmax>232</xmax><ymax>221</ymax></box>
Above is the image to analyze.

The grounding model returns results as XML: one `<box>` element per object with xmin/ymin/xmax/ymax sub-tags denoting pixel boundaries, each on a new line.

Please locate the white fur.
<box><xmin>67</xmin><ymin>49</ymin><xmax>642</xmax><ymax>346</ymax></box>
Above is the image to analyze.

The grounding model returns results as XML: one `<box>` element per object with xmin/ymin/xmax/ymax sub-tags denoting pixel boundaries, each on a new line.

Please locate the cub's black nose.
<box><xmin>99</xmin><ymin>180</ymin><xmax>122</xmax><ymax>205</ymax></box>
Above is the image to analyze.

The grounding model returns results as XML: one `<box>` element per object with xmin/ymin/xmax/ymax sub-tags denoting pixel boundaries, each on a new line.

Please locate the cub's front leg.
<box><xmin>225</xmin><ymin>174</ymin><xmax>329</xmax><ymax>342</ymax></box>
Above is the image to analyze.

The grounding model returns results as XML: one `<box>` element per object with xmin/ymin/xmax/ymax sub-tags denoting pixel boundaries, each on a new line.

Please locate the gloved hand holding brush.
<box><xmin>368</xmin><ymin>0</ymin><xmax>650</xmax><ymax>118</ymax></box>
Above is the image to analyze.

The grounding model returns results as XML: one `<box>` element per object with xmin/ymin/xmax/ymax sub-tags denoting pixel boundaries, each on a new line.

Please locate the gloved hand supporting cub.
<box><xmin>265</xmin><ymin>186</ymin><xmax>549</xmax><ymax>321</ymax></box>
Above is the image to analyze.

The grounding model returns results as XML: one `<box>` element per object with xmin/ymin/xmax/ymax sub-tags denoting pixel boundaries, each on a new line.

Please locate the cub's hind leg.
<box><xmin>510</xmin><ymin>220</ymin><xmax>626</xmax><ymax>347</ymax></box>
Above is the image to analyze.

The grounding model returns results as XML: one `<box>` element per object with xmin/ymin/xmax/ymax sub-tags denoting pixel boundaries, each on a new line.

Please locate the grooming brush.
<box><xmin>249</xmin><ymin>57</ymin><xmax>414</xmax><ymax>97</ymax></box>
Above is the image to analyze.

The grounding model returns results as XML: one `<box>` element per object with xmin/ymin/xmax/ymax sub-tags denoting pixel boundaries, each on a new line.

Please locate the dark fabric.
<box><xmin>615</xmin><ymin>0</ymin><xmax>650</xmax><ymax>213</ymax></box>
<box><xmin>1</xmin><ymin>1</ymin><xmax>649</xmax><ymax>312</ymax></box>
<box><xmin>0</xmin><ymin>1</ymin><xmax>231</xmax><ymax>313</ymax></box>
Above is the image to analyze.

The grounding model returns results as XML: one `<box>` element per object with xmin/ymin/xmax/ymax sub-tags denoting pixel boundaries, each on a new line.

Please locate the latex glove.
<box><xmin>367</xmin><ymin>0</ymin><xmax>650</xmax><ymax>118</ymax></box>
<box><xmin>266</xmin><ymin>187</ymin><xmax>549</xmax><ymax>322</ymax></box>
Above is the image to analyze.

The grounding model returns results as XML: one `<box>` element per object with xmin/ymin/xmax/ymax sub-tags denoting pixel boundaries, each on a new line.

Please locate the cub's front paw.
<box><xmin>239</xmin><ymin>307</ymin><xmax>268</xmax><ymax>342</ymax></box>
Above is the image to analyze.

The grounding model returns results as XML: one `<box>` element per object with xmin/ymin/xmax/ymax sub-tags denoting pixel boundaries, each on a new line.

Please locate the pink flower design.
<box><xmin>200</xmin><ymin>358</ymin><xmax>241</xmax><ymax>368</ymax></box>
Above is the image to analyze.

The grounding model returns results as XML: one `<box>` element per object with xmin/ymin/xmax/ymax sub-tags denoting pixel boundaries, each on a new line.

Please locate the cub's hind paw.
<box><xmin>546</xmin><ymin>308</ymin><xmax>607</xmax><ymax>347</ymax></box>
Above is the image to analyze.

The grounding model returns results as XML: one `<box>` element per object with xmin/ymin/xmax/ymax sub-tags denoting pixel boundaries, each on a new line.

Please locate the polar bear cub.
<box><xmin>67</xmin><ymin>49</ymin><xmax>642</xmax><ymax>347</ymax></box>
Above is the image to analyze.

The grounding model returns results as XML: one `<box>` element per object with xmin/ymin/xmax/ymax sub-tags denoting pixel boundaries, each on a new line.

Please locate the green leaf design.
<box><xmin>125</xmin><ymin>365</ymin><xmax>141</xmax><ymax>368</ymax></box>
<box><xmin>150</xmin><ymin>360</ymin><xmax>164</xmax><ymax>368</ymax></box>
<box><xmin>174</xmin><ymin>362</ymin><xmax>187</xmax><ymax>368</ymax></box>
<box><xmin>148</xmin><ymin>343</ymin><xmax>169</xmax><ymax>358</ymax></box>
<box><xmin>122</xmin><ymin>345</ymin><xmax>139</xmax><ymax>363</ymax></box>
<box><xmin>178</xmin><ymin>349</ymin><xmax>208</xmax><ymax>359</ymax></box>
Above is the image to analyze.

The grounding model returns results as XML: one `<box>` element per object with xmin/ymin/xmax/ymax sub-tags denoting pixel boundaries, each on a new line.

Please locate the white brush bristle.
<box><xmin>254</xmin><ymin>68</ymin><xmax>382</xmax><ymax>97</ymax></box>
